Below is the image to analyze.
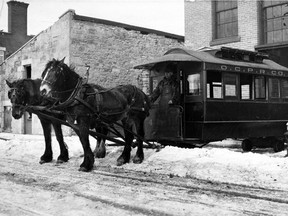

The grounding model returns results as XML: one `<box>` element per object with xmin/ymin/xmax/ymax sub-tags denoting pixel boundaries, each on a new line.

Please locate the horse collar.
<box><xmin>50</xmin><ymin>78</ymin><xmax>83</xmax><ymax>110</ymax></box>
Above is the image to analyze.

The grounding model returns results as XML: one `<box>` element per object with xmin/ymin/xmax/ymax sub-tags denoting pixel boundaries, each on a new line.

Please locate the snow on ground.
<box><xmin>1</xmin><ymin>133</ymin><xmax>288</xmax><ymax>190</ymax></box>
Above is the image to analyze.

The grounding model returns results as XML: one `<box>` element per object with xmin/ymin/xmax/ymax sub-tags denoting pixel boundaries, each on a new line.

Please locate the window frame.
<box><xmin>186</xmin><ymin>73</ymin><xmax>201</xmax><ymax>96</ymax></box>
<box><xmin>223</xmin><ymin>73</ymin><xmax>239</xmax><ymax>100</ymax></box>
<box><xmin>281</xmin><ymin>78</ymin><xmax>288</xmax><ymax>102</ymax></box>
<box><xmin>268</xmin><ymin>77</ymin><xmax>281</xmax><ymax>101</ymax></box>
<box><xmin>262</xmin><ymin>1</ymin><xmax>288</xmax><ymax>45</ymax></box>
<box><xmin>254</xmin><ymin>75</ymin><xmax>267</xmax><ymax>100</ymax></box>
<box><xmin>206</xmin><ymin>70</ymin><xmax>223</xmax><ymax>100</ymax></box>
<box><xmin>211</xmin><ymin>0</ymin><xmax>239</xmax><ymax>45</ymax></box>
<box><xmin>240</xmin><ymin>73</ymin><xmax>253</xmax><ymax>100</ymax></box>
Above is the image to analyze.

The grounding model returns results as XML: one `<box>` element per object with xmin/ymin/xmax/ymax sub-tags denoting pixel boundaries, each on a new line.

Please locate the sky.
<box><xmin>0</xmin><ymin>0</ymin><xmax>184</xmax><ymax>36</ymax></box>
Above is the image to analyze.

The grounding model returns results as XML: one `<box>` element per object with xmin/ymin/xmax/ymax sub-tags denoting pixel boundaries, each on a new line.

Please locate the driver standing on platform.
<box><xmin>149</xmin><ymin>64</ymin><xmax>180</xmax><ymax>138</ymax></box>
<box><xmin>150</xmin><ymin>64</ymin><xmax>179</xmax><ymax>107</ymax></box>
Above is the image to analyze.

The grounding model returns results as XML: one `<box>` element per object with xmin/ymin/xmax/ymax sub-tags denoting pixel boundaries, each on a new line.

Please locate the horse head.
<box><xmin>6</xmin><ymin>79</ymin><xmax>30</xmax><ymax>119</ymax></box>
<box><xmin>40</xmin><ymin>57</ymin><xmax>80</xmax><ymax>102</ymax></box>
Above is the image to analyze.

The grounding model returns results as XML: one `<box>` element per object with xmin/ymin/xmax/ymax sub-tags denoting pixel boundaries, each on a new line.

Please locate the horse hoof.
<box><xmin>78</xmin><ymin>167</ymin><xmax>90</xmax><ymax>172</ymax></box>
<box><xmin>116</xmin><ymin>158</ymin><xmax>126</xmax><ymax>166</ymax></box>
<box><xmin>56</xmin><ymin>159</ymin><xmax>65</xmax><ymax>164</ymax></box>
<box><xmin>39</xmin><ymin>160</ymin><xmax>51</xmax><ymax>164</ymax></box>
<box><xmin>284</xmin><ymin>154</ymin><xmax>288</xmax><ymax>158</ymax></box>
<box><xmin>133</xmin><ymin>157</ymin><xmax>143</xmax><ymax>164</ymax></box>
<box><xmin>39</xmin><ymin>160</ymin><xmax>45</xmax><ymax>164</ymax></box>
<box><xmin>57</xmin><ymin>156</ymin><xmax>69</xmax><ymax>163</ymax></box>
<box><xmin>94</xmin><ymin>152</ymin><xmax>106</xmax><ymax>158</ymax></box>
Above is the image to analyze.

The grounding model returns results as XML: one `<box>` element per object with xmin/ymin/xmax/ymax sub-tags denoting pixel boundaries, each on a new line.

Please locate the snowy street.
<box><xmin>1</xmin><ymin>133</ymin><xmax>288</xmax><ymax>215</ymax></box>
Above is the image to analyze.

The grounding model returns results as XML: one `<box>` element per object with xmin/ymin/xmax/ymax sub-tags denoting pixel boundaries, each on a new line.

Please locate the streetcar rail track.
<box><xmin>1</xmin><ymin>156</ymin><xmax>288</xmax><ymax>207</ymax></box>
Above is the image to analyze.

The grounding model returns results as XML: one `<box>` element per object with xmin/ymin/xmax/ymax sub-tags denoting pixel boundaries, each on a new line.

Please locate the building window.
<box><xmin>263</xmin><ymin>1</ymin><xmax>288</xmax><ymax>44</ymax></box>
<box><xmin>215</xmin><ymin>0</ymin><xmax>238</xmax><ymax>39</ymax></box>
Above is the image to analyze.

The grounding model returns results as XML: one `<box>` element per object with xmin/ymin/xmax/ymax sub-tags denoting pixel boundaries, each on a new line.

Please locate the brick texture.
<box><xmin>185</xmin><ymin>0</ymin><xmax>259</xmax><ymax>51</ymax></box>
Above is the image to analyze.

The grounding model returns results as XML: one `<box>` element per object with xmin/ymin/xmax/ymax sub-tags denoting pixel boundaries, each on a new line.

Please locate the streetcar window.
<box><xmin>269</xmin><ymin>78</ymin><xmax>280</xmax><ymax>99</ymax></box>
<box><xmin>254</xmin><ymin>76</ymin><xmax>266</xmax><ymax>99</ymax></box>
<box><xmin>223</xmin><ymin>73</ymin><xmax>237</xmax><ymax>99</ymax></box>
<box><xmin>281</xmin><ymin>79</ymin><xmax>288</xmax><ymax>99</ymax></box>
<box><xmin>240</xmin><ymin>74</ymin><xmax>252</xmax><ymax>100</ymax></box>
<box><xmin>207</xmin><ymin>71</ymin><xmax>223</xmax><ymax>99</ymax></box>
<box><xmin>187</xmin><ymin>73</ymin><xmax>200</xmax><ymax>95</ymax></box>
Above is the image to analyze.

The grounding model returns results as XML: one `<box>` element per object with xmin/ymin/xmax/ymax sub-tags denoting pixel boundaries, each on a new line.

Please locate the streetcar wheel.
<box><xmin>242</xmin><ymin>139</ymin><xmax>253</xmax><ymax>152</ymax></box>
<box><xmin>273</xmin><ymin>140</ymin><xmax>285</xmax><ymax>152</ymax></box>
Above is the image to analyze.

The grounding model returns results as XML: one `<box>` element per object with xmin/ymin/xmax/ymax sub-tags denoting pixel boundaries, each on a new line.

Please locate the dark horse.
<box><xmin>40</xmin><ymin>58</ymin><xmax>150</xmax><ymax>172</ymax></box>
<box><xmin>6</xmin><ymin>78</ymin><xmax>109</xmax><ymax>162</ymax></box>
<box><xmin>6</xmin><ymin>78</ymin><xmax>69</xmax><ymax>164</ymax></box>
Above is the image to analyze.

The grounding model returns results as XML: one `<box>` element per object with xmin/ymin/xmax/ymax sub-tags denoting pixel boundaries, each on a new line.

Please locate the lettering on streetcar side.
<box><xmin>210</xmin><ymin>63</ymin><xmax>288</xmax><ymax>77</ymax></box>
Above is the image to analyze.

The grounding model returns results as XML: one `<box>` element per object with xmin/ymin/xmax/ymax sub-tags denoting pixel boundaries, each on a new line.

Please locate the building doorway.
<box><xmin>3</xmin><ymin>106</ymin><xmax>12</xmax><ymax>132</ymax></box>
<box><xmin>23</xmin><ymin>65</ymin><xmax>32</xmax><ymax>134</ymax></box>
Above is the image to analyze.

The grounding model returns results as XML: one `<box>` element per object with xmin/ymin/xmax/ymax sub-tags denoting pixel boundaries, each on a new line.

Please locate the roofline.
<box><xmin>0</xmin><ymin>32</ymin><xmax>40</xmax><ymax>66</ymax></box>
<box><xmin>73</xmin><ymin>14</ymin><xmax>184</xmax><ymax>42</ymax></box>
<box><xmin>0</xmin><ymin>9</ymin><xmax>184</xmax><ymax>66</ymax></box>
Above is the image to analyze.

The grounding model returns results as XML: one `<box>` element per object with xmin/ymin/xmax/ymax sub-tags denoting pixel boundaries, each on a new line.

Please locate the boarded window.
<box><xmin>269</xmin><ymin>78</ymin><xmax>280</xmax><ymax>98</ymax></box>
<box><xmin>282</xmin><ymin>79</ymin><xmax>288</xmax><ymax>99</ymax></box>
<box><xmin>255</xmin><ymin>76</ymin><xmax>266</xmax><ymax>99</ymax></box>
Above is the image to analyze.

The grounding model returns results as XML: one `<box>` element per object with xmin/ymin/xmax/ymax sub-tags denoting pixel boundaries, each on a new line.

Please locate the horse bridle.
<box><xmin>41</xmin><ymin>67</ymin><xmax>82</xmax><ymax>102</ymax></box>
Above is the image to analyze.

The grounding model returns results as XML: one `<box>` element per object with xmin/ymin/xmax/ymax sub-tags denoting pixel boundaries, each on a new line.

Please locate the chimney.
<box><xmin>7</xmin><ymin>1</ymin><xmax>29</xmax><ymax>35</ymax></box>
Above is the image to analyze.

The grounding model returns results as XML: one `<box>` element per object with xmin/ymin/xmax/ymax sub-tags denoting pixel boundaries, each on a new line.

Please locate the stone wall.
<box><xmin>69</xmin><ymin>13</ymin><xmax>184</xmax><ymax>94</ymax></box>
<box><xmin>0</xmin><ymin>10</ymin><xmax>183</xmax><ymax>134</ymax></box>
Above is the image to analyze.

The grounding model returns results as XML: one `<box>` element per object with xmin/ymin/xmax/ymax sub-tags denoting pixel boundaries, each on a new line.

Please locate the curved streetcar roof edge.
<box><xmin>134</xmin><ymin>47</ymin><xmax>288</xmax><ymax>72</ymax></box>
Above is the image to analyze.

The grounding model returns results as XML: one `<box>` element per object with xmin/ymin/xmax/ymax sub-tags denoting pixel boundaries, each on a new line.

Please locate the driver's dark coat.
<box><xmin>149</xmin><ymin>76</ymin><xmax>179</xmax><ymax>106</ymax></box>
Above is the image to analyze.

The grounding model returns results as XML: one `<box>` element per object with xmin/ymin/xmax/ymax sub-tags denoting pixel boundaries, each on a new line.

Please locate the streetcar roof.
<box><xmin>134</xmin><ymin>48</ymin><xmax>288</xmax><ymax>72</ymax></box>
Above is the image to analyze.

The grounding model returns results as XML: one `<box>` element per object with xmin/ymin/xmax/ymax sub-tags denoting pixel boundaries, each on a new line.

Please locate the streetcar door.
<box><xmin>181</xmin><ymin>62</ymin><xmax>203</xmax><ymax>139</ymax></box>
<box><xmin>144</xmin><ymin>64</ymin><xmax>183</xmax><ymax>141</ymax></box>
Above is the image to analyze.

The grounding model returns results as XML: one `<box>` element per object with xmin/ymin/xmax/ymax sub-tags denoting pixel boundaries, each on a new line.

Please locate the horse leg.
<box><xmin>117</xmin><ymin>120</ymin><xmax>133</xmax><ymax>166</ymax></box>
<box><xmin>52</xmin><ymin>122</ymin><xmax>69</xmax><ymax>163</ymax></box>
<box><xmin>94</xmin><ymin>126</ymin><xmax>108</xmax><ymax>158</ymax></box>
<box><xmin>132</xmin><ymin>117</ymin><xmax>145</xmax><ymax>164</ymax></box>
<box><xmin>39</xmin><ymin>118</ymin><xmax>53</xmax><ymax>164</ymax></box>
<box><xmin>77</xmin><ymin>118</ymin><xmax>95</xmax><ymax>172</ymax></box>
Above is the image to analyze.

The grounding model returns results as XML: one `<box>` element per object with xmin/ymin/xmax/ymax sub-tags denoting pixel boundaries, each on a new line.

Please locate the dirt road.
<box><xmin>1</xmin><ymin>154</ymin><xmax>288</xmax><ymax>216</ymax></box>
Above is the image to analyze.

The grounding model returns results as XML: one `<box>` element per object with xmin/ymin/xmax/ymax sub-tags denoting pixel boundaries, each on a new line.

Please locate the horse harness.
<box><xmin>47</xmin><ymin>78</ymin><xmax>146</xmax><ymax>121</ymax></box>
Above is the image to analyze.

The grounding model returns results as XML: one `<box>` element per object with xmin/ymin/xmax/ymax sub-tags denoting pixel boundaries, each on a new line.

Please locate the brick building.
<box><xmin>0</xmin><ymin>1</ymin><xmax>33</xmax><ymax>60</ymax></box>
<box><xmin>185</xmin><ymin>0</ymin><xmax>288</xmax><ymax>68</ymax></box>
<box><xmin>0</xmin><ymin>9</ymin><xmax>184</xmax><ymax>134</ymax></box>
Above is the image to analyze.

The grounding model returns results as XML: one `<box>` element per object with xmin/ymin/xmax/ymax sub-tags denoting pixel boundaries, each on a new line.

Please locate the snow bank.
<box><xmin>1</xmin><ymin>133</ymin><xmax>288</xmax><ymax>190</ymax></box>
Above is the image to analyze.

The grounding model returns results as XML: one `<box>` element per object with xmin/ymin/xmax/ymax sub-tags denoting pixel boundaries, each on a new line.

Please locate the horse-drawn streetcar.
<box><xmin>135</xmin><ymin>47</ymin><xmax>288</xmax><ymax>152</ymax></box>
